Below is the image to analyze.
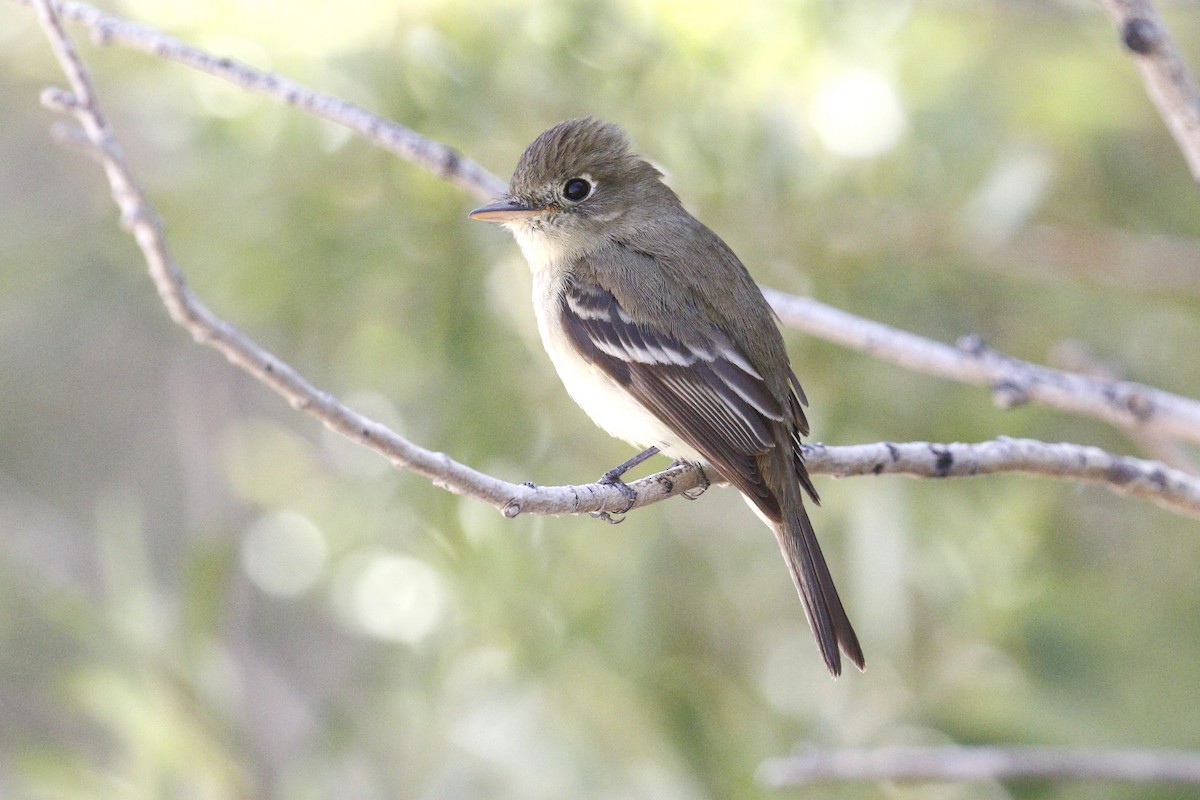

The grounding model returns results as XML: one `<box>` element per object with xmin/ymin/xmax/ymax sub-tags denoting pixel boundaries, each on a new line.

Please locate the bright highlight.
<box><xmin>809</xmin><ymin>68</ymin><xmax>907</xmax><ymax>159</ymax></box>
<box><xmin>334</xmin><ymin>550</ymin><xmax>448</xmax><ymax>644</ymax></box>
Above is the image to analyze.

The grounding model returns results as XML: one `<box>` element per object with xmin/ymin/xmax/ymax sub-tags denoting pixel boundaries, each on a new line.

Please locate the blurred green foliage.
<box><xmin>2</xmin><ymin>1</ymin><xmax>1200</xmax><ymax>798</ymax></box>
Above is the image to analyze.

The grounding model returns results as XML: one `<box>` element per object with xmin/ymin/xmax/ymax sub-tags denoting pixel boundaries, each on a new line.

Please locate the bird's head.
<box><xmin>469</xmin><ymin>118</ymin><xmax>673</xmax><ymax>266</ymax></box>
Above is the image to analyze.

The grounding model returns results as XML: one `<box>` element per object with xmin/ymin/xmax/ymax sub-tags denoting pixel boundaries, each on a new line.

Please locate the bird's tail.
<box><xmin>772</xmin><ymin>504</ymin><xmax>865</xmax><ymax>676</ymax></box>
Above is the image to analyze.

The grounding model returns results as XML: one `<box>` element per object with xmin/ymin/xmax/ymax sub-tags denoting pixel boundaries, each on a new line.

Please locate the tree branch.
<box><xmin>809</xmin><ymin>437</ymin><xmax>1200</xmax><ymax>518</ymax></box>
<box><xmin>1096</xmin><ymin>0</ymin><xmax>1200</xmax><ymax>185</ymax></box>
<box><xmin>26</xmin><ymin>0</ymin><xmax>1200</xmax><ymax>452</ymax></box>
<box><xmin>765</xmin><ymin>289</ymin><xmax>1200</xmax><ymax>447</ymax></box>
<box><xmin>759</xmin><ymin>745</ymin><xmax>1200</xmax><ymax>786</ymax></box>
<box><xmin>17</xmin><ymin>0</ymin><xmax>1200</xmax><ymax>452</ymax></box>
<box><xmin>1050</xmin><ymin>339</ymin><xmax>1200</xmax><ymax>472</ymax></box>
<box><xmin>21</xmin><ymin>3</ymin><xmax>1200</xmax><ymax>791</ymax></box>
<box><xmin>20</xmin><ymin>0</ymin><xmax>506</xmax><ymax>200</ymax></box>
<box><xmin>24</xmin><ymin>0</ymin><xmax>1200</xmax><ymax>524</ymax></box>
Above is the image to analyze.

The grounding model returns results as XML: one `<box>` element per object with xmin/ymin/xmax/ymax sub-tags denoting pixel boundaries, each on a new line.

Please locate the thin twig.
<box><xmin>765</xmin><ymin>289</ymin><xmax>1200</xmax><ymax>447</ymax></box>
<box><xmin>759</xmin><ymin>745</ymin><xmax>1200</xmax><ymax>786</ymax></box>
<box><xmin>22</xmin><ymin>0</ymin><xmax>506</xmax><ymax>200</ymax></box>
<box><xmin>1050</xmin><ymin>339</ymin><xmax>1199</xmax><ymax>471</ymax></box>
<box><xmin>1096</xmin><ymin>0</ymin><xmax>1200</xmax><ymax>184</ymax></box>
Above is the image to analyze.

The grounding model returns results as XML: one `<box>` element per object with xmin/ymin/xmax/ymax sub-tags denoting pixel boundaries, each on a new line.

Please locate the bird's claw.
<box><xmin>591</xmin><ymin>467</ymin><xmax>638</xmax><ymax>523</ymax></box>
<box><xmin>671</xmin><ymin>459</ymin><xmax>710</xmax><ymax>499</ymax></box>
<box><xmin>598</xmin><ymin>472</ymin><xmax>638</xmax><ymax>512</ymax></box>
<box><xmin>588</xmin><ymin>447</ymin><xmax>658</xmax><ymax>524</ymax></box>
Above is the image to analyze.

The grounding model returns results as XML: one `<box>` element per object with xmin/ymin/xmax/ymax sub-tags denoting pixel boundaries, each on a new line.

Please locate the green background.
<box><xmin>2</xmin><ymin>1</ymin><xmax>1199</xmax><ymax>798</ymax></box>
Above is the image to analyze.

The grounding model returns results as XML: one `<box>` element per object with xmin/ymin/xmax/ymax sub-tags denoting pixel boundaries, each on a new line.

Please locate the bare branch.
<box><xmin>759</xmin><ymin>745</ymin><xmax>1200</xmax><ymax>786</ymax></box>
<box><xmin>766</xmin><ymin>288</ymin><xmax>1200</xmax><ymax>447</ymax></box>
<box><xmin>19</xmin><ymin>0</ymin><xmax>1200</xmax><ymax>453</ymax></box>
<box><xmin>24</xmin><ymin>0</ymin><xmax>506</xmax><ymax>200</ymax></box>
<box><xmin>1050</xmin><ymin>339</ymin><xmax>1200</xmax><ymax>471</ymax></box>
<box><xmin>1096</xmin><ymin>0</ymin><xmax>1200</xmax><ymax>184</ymax></box>
<box><xmin>23</xmin><ymin>3</ymin><xmax>1200</xmax><ymax>791</ymax></box>
<box><xmin>811</xmin><ymin>438</ymin><xmax>1200</xmax><ymax>518</ymax></box>
<box><xmin>23</xmin><ymin>0</ymin><xmax>1200</xmax><ymax>523</ymax></box>
<box><xmin>24</xmin><ymin>0</ymin><xmax>665</xmax><ymax>517</ymax></box>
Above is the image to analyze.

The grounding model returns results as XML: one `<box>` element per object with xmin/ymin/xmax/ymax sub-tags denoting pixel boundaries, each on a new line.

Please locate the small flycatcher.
<box><xmin>470</xmin><ymin>118</ymin><xmax>863</xmax><ymax>676</ymax></box>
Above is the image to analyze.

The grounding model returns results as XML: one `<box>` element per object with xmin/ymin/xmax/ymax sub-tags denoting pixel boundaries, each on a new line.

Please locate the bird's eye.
<box><xmin>562</xmin><ymin>177</ymin><xmax>592</xmax><ymax>203</ymax></box>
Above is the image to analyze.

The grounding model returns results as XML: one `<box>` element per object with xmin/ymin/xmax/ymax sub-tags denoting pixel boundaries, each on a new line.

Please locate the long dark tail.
<box><xmin>772</xmin><ymin>503</ymin><xmax>864</xmax><ymax>676</ymax></box>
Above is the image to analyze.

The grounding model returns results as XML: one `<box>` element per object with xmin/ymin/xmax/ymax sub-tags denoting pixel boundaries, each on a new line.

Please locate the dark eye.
<box><xmin>562</xmin><ymin>177</ymin><xmax>592</xmax><ymax>203</ymax></box>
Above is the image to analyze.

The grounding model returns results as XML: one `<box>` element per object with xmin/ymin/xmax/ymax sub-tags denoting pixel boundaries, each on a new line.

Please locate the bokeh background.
<box><xmin>2</xmin><ymin>1</ymin><xmax>1200</xmax><ymax>798</ymax></box>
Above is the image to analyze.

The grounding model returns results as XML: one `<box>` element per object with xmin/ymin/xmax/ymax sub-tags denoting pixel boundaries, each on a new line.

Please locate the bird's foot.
<box><xmin>591</xmin><ymin>470</ymin><xmax>637</xmax><ymax>524</ymax></box>
<box><xmin>590</xmin><ymin>447</ymin><xmax>660</xmax><ymax>523</ymax></box>
<box><xmin>671</xmin><ymin>459</ymin><xmax>710</xmax><ymax>499</ymax></box>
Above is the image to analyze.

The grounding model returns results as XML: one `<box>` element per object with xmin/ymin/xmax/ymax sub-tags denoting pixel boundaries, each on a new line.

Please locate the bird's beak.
<box><xmin>468</xmin><ymin>198</ymin><xmax>543</xmax><ymax>222</ymax></box>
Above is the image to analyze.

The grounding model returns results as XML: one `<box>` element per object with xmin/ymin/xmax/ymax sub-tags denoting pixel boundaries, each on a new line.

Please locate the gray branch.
<box><xmin>22</xmin><ymin>0</ymin><xmax>1200</xmax><ymax>522</ymax></box>
<box><xmin>24</xmin><ymin>2</ymin><xmax>1200</xmax><ymax>791</ymax></box>
<box><xmin>1097</xmin><ymin>0</ymin><xmax>1200</xmax><ymax>184</ymax></box>
<box><xmin>759</xmin><ymin>745</ymin><xmax>1200</xmax><ymax>786</ymax></box>
<box><xmin>810</xmin><ymin>438</ymin><xmax>1200</xmax><ymax>518</ymax></box>
<box><xmin>15</xmin><ymin>0</ymin><xmax>1200</xmax><ymax>450</ymax></box>
<box><xmin>765</xmin><ymin>289</ymin><xmax>1200</xmax><ymax>446</ymax></box>
<box><xmin>22</xmin><ymin>0</ymin><xmax>506</xmax><ymax>199</ymax></box>
<box><xmin>20</xmin><ymin>0</ymin><xmax>1200</xmax><ymax>450</ymax></box>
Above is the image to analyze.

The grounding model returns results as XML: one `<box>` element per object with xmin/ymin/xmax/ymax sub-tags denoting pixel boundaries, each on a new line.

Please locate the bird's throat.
<box><xmin>507</xmin><ymin>220</ymin><xmax>607</xmax><ymax>275</ymax></box>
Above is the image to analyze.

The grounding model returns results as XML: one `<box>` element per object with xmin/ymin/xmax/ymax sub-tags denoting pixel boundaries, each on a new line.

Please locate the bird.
<box><xmin>469</xmin><ymin>118</ymin><xmax>863</xmax><ymax>676</ymax></box>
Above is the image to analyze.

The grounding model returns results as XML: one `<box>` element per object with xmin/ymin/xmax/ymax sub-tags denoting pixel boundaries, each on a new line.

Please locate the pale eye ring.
<box><xmin>562</xmin><ymin>177</ymin><xmax>593</xmax><ymax>203</ymax></box>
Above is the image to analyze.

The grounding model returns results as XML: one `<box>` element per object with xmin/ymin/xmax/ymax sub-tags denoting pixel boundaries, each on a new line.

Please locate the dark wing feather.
<box><xmin>560</xmin><ymin>278</ymin><xmax>860</xmax><ymax>674</ymax></box>
<box><xmin>561</xmin><ymin>280</ymin><xmax>791</xmax><ymax>514</ymax></box>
